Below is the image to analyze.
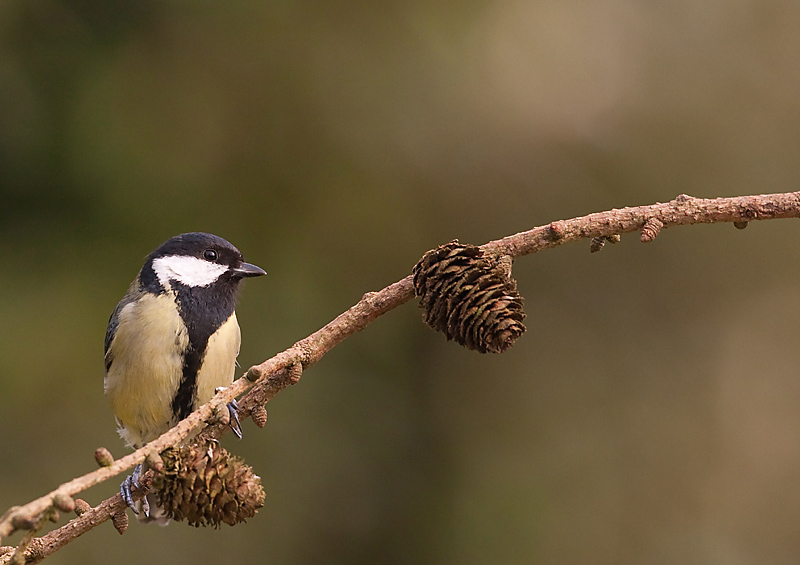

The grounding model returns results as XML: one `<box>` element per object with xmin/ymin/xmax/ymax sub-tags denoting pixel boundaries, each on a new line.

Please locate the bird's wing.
<box><xmin>104</xmin><ymin>282</ymin><xmax>139</xmax><ymax>371</ymax></box>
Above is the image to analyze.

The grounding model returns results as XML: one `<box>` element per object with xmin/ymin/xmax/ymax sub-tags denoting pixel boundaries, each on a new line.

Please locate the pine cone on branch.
<box><xmin>413</xmin><ymin>241</ymin><xmax>526</xmax><ymax>353</ymax></box>
<box><xmin>153</xmin><ymin>442</ymin><xmax>265</xmax><ymax>528</ymax></box>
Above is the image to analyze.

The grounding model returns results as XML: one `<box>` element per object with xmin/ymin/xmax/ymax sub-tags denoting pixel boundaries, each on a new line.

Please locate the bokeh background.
<box><xmin>3</xmin><ymin>1</ymin><xmax>800</xmax><ymax>563</ymax></box>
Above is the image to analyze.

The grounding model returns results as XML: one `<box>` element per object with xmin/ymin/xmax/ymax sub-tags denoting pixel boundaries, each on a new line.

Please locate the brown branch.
<box><xmin>2</xmin><ymin>191</ymin><xmax>799</xmax><ymax>563</ymax></box>
<box><xmin>13</xmin><ymin>496</ymin><xmax>128</xmax><ymax>564</ymax></box>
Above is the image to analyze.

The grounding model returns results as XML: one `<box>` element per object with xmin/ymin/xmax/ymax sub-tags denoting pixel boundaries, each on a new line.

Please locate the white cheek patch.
<box><xmin>152</xmin><ymin>255</ymin><xmax>228</xmax><ymax>288</ymax></box>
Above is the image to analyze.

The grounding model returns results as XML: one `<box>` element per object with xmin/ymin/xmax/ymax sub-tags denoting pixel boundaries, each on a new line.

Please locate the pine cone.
<box><xmin>153</xmin><ymin>442</ymin><xmax>265</xmax><ymax>528</ymax></box>
<box><xmin>412</xmin><ymin>241</ymin><xmax>526</xmax><ymax>353</ymax></box>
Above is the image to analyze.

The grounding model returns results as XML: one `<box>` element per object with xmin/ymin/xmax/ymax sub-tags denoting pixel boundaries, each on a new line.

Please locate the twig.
<box><xmin>11</xmin><ymin>496</ymin><xmax>128</xmax><ymax>564</ymax></box>
<box><xmin>2</xmin><ymin>191</ymin><xmax>799</xmax><ymax>563</ymax></box>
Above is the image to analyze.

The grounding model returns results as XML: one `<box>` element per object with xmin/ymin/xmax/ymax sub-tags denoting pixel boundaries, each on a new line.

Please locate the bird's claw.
<box><xmin>120</xmin><ymin>463</ymin><xmax>148</xmax><ymax>516</ymax></box>
<box><xmin>215</xmin><ymin>387</ymin><xmax>243</xmax><ymax>439</ymax></box>
<box><xmin>120</xmin><ymin>476</ymin><xmax>136</xmax><ymax>514</ymax></box>
<box><xmin>228</xmin><ymin>399</ymin><xmax>243</xmax><ymax>439</ymax></box>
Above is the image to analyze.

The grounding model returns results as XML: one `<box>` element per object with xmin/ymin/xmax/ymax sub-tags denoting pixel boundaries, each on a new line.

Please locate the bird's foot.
<box><xmin>120</xmin><ymin>463</ymin><xmax>149</xmax><ymax>516</ymax></box>
<box><xmin>215</xmin><ymin>387</ymin><xmax>243</xmax><ymax>439</ymax></box>
<box><xmin>228</xmin><ymin>399</ymin><xmax>243</xmax><ymax>439</ymax></box>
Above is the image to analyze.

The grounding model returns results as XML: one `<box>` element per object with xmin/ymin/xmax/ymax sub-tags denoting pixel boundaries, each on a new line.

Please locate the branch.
<box><xmin>2</xmin><ymin>191</ymin><xmax>798</xmax><ymax>563</ymax></box>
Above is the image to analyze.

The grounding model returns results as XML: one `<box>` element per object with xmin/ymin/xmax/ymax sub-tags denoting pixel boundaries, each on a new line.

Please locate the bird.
<box><xmin>104</xmin><ymin>232</ymin><xmax>266</xmax><ymax>520</ymax></box>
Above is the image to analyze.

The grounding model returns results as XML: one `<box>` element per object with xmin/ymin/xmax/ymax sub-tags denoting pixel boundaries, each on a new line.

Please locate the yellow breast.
<box><xmin>105</xmin><ymin>292</ymin><xmax>187</xmax><ymax>446</ymax></box>
<box><xmin>195</xmin><ymin>312</ymin><xmax>241</xmax><ymax>406</ymax></box>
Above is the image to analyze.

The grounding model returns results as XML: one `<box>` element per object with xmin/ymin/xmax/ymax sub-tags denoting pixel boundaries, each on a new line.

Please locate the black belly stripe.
<box><xmin>169</xmin><ymin>278</ymin><xmax>238</xmax><ymax>421</ymax></box>
<box><xmin>172</xmin><ymin>344</ymin><xmax>205</xmax><ymax>421</ymax></box>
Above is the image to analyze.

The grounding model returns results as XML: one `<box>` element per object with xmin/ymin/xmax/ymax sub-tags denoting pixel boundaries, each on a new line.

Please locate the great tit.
<box><xmin>104</xmin><ymin>232</ymin><xmax>265</xmax><ymax>518</ymax></box>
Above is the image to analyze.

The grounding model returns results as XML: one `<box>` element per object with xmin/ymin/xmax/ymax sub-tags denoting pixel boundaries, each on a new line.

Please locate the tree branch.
<box><xmin>2</xmin><ymin>191</ymin><xmax>798</xmax><ymax>563</ymax></box>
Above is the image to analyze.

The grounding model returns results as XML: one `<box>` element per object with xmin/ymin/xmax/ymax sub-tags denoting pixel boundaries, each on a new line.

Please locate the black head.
<box><xmin>139</xmin><ymin>232</ymin><xmax>266</xmax><ymax>294</ymax></box>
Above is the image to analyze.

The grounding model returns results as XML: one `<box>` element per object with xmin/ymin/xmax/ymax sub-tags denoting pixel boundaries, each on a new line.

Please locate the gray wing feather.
<box><xmin>105</xmin><ymin>283</ymin><xmax>139</xmax><ymax>372</ymax></box>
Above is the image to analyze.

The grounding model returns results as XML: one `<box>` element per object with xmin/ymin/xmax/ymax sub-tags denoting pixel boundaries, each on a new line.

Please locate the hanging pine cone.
<box><xmin>412</xmin><ymin>241</ymin><xmax>526</xmax><ymax>353</ymax></box>
<box><xmin>153</xmin><ymin>442</ymin><xmax>265</xmax><ymax>528</ymax></box>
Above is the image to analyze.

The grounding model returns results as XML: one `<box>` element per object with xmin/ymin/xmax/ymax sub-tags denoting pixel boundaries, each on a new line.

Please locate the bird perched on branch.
<box><xmin>104</xmin><ymin>232</ymin><xmax>266</xmax><ymax>521</ymax></box>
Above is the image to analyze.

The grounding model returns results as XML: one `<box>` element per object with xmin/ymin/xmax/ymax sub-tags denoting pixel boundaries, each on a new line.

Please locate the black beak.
<box><xmin>231</xmin><ymin>262</ymin><xmax>267</xmax><ymax>278</ymax></box>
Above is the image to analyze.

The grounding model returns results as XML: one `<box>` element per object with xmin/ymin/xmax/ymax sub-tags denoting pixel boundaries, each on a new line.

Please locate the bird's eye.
<box><xmin>203</xmin><ymin>249</ymin><xmax>218</xmax><ymax>261</ymax></box>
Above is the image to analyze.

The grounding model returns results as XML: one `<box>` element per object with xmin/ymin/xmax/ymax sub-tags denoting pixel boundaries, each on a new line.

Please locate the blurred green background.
<box><xmin>3</xmin><ymin>1</ymin><xmax>800</xmax><ymax>563</ymax></box>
